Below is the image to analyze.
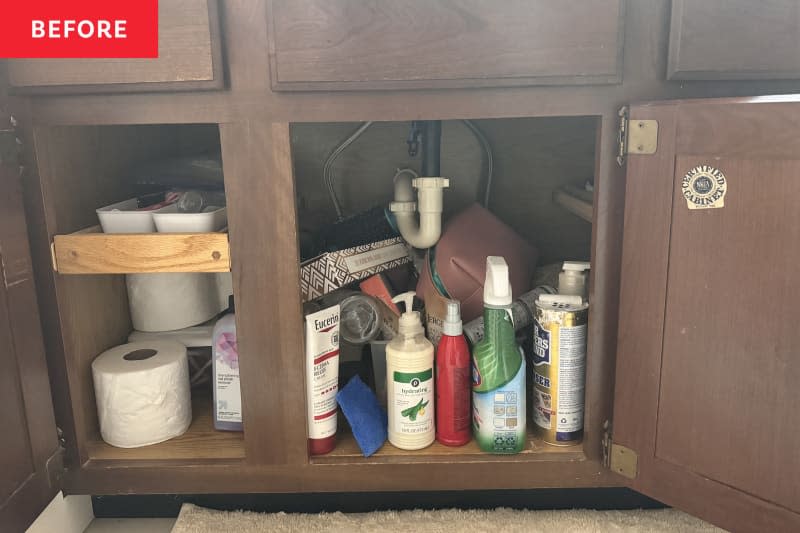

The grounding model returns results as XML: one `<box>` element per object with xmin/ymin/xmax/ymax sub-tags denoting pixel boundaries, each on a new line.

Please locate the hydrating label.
<box><xmin>392</xmin><ymin>369</ymin><xmax>434</xmax><ymax>435</ymax></box>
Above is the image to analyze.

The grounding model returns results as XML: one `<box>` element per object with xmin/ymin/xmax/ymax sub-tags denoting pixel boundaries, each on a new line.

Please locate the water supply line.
<box><xmin>322</xmin><ymin>119</ymin><xmax>494</xmax><ymax>220</ymax></box>
<box><xmin>324</xmin><ymin>121</ymin><xmax>374</xmax><ymax>220</ymax></box>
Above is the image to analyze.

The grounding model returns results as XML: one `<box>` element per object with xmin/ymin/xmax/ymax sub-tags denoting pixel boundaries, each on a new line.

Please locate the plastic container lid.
<box><xmin>483</xmin><ymin>256</ymin><xmax>512</xmax><ymax>307</ymax></box>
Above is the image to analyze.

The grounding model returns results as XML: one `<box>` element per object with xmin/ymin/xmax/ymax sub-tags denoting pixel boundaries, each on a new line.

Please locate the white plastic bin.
<box><xmin>96</xmin><ymin>199</ymin><xmax>177</xmax><ymax>234</ymax></box>
<box><xmin>153</xmin><ymin>206</ymin><xmax>227</xmax><ymax>233</ymax></box>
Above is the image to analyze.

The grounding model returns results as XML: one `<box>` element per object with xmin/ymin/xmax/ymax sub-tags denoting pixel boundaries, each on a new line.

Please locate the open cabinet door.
<box><xmin>0</xmin><ymin>76</ymin><xmax>63</xmax><ymax>532</ymax></box>
<box><xmin>613</xmin><ymin>96</ymin><xmax>800</xmax><ymax>532</ymax></box>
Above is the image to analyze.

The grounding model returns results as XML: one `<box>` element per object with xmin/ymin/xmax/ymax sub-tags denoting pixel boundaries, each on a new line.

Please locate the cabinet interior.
<box><xmin>34</xmin><ymin>115</ymin><xmax>604</xmax><ymax>469</ymax></box>
<box><xmin>291</xmin><ymin>116</ymin><xmax>602</xmax><ymax>464</ymax></box>
<box><xmin>34</xmin><ymin>123</ymin><xmax>244</xmax><ymax>464</ymax></box>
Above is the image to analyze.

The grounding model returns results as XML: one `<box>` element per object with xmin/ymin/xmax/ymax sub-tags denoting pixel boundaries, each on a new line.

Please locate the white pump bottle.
<box><xmin>385</xmin><ymin>291</ymin><xmax>435</xmax><ymax>450</ymax></box>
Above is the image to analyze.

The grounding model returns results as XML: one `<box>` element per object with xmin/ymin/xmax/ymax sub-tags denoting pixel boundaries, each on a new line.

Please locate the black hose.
<box><xmin>421</xmin><ymin>120</ymin><xmax>442</xmax><ymax>176</ymax></box>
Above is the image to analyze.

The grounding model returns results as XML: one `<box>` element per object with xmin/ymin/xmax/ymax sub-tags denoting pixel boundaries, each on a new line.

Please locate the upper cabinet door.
<box><xmin>7</xmin><ymin>0</ymin><xmax>223</xmax><ymax>94</ymax></box>
<box><xmin>613</xmin><ymin>97</ymin><xmax>800</xmax><ymax>532</ymax></box>
<box><xmin>668</xmin><ymin>0</ymin><xmax>800</xmax><ymax>80</ymax></box>
<box><xmin>267</xmin><ymin>0</ymin><xmax>624</xmax><ymax>91</ymax></box>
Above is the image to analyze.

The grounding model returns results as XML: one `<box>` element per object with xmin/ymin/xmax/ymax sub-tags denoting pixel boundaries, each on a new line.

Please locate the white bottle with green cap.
<box><xmin>386</xmin><ymin>291</ymin><xmax>435</xmax><ymax>450</ymax></box>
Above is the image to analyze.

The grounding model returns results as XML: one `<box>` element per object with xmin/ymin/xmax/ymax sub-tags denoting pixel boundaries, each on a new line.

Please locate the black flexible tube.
<box><xmin>421</xmin><ymin>120</ymin><xmax>442</xmax><ymax>176</ymax></box>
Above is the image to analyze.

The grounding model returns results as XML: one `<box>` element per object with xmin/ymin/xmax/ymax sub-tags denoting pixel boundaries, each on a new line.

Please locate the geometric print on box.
<box><xmin>299</xmin><ymin>238</ymin><xmax>410</xmax><ymax>302</ymax></box>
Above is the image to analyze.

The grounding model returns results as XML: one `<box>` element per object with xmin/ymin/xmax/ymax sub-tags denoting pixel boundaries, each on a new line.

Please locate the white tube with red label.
<box><xmin>304</xmin><ymin>305</ymin><xmax>340</xmax><ymax>455</ymax></box>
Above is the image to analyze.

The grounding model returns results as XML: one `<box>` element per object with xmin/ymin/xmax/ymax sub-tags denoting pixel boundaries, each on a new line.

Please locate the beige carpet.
<box><xmin>172</xmin><ymin>504</ymin><xmax>724</xmax><ymax>532</ymax></box>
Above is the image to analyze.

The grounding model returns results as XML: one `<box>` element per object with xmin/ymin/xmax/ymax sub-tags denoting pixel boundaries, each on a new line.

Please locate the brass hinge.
<box><xmin>616</xmin><ymin>106</ymin><xmax>658</xmax><ymax>166</ymax></box>
<box><xmin>602</xmin><ymin>419</ymin><xmax>639</xmax><ymax>479</ymax></box>
<box><xmin>610</xmin><ymin>443</ymin><xmax>639</xmax><ymax>479</ymax></box>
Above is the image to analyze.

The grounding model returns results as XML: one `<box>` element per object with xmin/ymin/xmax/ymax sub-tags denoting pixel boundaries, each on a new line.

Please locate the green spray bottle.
<box><xmin>471</xmin><ymin>256</ymin><xmax>526</xmax><ymax>453</ymax></box>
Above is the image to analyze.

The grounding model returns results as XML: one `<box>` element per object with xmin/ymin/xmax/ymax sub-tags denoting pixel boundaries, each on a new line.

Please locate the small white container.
<box><xmin>153</xmin><ymin>206</ymin><xmax>227</xmax><ymax>233</ymax></box>
<box><xmin>96</xmin><ymin>198</ymin><xmax>177</xmax><ymax>234</ymax></box>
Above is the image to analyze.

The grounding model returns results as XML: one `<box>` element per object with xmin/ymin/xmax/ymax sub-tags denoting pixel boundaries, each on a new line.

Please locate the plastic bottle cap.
<box><xmin>559</xmin><ymin>261</ymin><xmax>591</xmax><ymax>298</ymax></box>
<box><xmin>391</xmin><ymin>291</ymin><xmax>423</xmax><ymax>336</ymax></box>
<box><xmin>483</xmin><ymin>256</ymin><xmax>512</xmax><ymax>307</ymax></box>
<box><xmin>442</xmin><ymin>299</ymin><xmax>462</xmax><ymax>336</ymax></box>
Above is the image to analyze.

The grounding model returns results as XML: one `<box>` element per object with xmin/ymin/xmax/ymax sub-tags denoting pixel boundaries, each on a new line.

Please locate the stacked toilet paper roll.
<box><xmin>127</xmin><ymin>273</ymin><xmax>226</xmax><ymax>332</ymax></box>
<box><xmin>92</xmin><ymin>341</ymin><xmax>192</xmax><ymax>448</ymax></box>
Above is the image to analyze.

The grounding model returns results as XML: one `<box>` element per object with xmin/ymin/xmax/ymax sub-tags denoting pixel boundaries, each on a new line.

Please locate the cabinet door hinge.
<box><xmin>45</xmin><ymin>428</ymin><xmax>67</xmax><ymax>489</ymax></box>
<box><xmin>0</xmin><ymin>114</ymin><xmax>21</xmax><ymax>168</ymax></box>
<box><xmin>610</xmin><ymin>443</ymin><xmax>638</xmax><ymax>479</ymax></box>
<box><xmin>617</xmin><ymin>106</ymin><xmax>658</xmax><ymax>166</ymax></box>
<box><xmin>602</xmin><ymin>419</ymin><xmax>639</xmax><ymax>479</ymax></box>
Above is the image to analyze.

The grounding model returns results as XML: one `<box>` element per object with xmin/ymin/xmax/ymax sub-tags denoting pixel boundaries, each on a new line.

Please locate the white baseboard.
<box><xmin>26</xmin><ymin>492</ymin><xmax>94</xmax><ymax>533</ymax></box>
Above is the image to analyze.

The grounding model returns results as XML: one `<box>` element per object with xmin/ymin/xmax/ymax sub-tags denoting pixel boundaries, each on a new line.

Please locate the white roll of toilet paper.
<box><xmin>92</xmin><ymin>341</ymin><xmax>192</xmax><ymax>448</ymax></box>
<box><xmin>127</xmin><ymin>273</ymin><xmax>224</xmax><ymax>332</ymax></box>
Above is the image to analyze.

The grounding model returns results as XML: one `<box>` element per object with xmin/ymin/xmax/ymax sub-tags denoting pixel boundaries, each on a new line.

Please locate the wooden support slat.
<box><xmin>553</xmin><ymin>185</ymin><xmax>594</xmax><ymax>223</ymax></box>
<box><xmin>52</xmin><ymin>231</ymin><xmax>230</xmax><ymax>274</ymax></box>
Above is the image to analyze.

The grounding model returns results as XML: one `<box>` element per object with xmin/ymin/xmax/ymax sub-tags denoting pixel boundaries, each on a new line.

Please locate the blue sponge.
<box><xmin>336</xmin><ymin>376</ymin><xmax>387</xmax><ymax>457</ymax></box>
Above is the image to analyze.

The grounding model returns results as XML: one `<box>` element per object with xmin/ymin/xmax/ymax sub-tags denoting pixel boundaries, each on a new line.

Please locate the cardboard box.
<box><xmin>300</xmin><ymin>238</ymin><xmax>411</xmax><ymax>302</ymax></box>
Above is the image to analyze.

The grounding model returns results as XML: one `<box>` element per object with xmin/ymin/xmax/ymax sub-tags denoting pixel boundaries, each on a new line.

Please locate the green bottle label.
<box><xmin>392</xmin><ymin>369</ymin><xmax>433</xmax><ymax>435</ymax></box>
<box><xmin>471</xmin><ymin>308</ymin><xmax>521</xmax><ymax>392</ymax></box>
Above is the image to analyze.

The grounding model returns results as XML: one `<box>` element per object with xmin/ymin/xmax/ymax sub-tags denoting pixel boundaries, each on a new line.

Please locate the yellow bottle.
<box><xmin>386</xmin><ymin>291</ymin><xmax>435</xmax><ymax>450</ymax></box>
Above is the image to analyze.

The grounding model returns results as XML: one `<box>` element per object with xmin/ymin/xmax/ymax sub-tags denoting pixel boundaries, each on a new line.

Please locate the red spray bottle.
<box><xmin>435</xmin><ymin>300</ymin><xmax>471</xmax><ymax>446</ymax></box>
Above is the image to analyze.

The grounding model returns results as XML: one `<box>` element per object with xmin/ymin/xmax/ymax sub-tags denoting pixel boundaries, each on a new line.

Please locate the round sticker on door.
<box><xmin>682</xmin><ymin>165</ymin><xmax>727</xmax><ymax>210</ymax></box>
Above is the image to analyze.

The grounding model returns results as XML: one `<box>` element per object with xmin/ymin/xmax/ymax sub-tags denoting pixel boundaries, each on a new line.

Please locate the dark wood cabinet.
<box><xmin>4</xmin><ymin>2</ymin><xmax>800</xmax><ymax>532</ymax></box>
<box><xmin>267</xmin><ymin>0</ymin><xmax>625</xmax><ymax>91</ymax></box>
<box><xmin>0</xmin><ymin>113</ymin><xmax>62</xmax><ymax>533</ymax></box>
<box><xmin>7</xmin><ymin>0</ymin><xmax>223</xmax><ymax>94</ymax></box>
<box><xmin>668</xmin><ymin>0</ymin><xmax>800</xmax><ymax>80</ymax></box>
<box><xmin>614</xmin><ymin>98</ymin><xmax>800</xmax><ymax>533</ymax></box>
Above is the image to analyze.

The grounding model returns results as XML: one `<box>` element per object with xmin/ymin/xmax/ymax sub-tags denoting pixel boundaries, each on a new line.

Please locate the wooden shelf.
<box><xmin>553</xmin><ymin>185</ymin><xmax>594</xmax><ymax>223</ymax></box>
<box><xmin>86</xmin><ymin>392</ymin><xmax>245</xmax><ymax>462</ymax></box>
<box><xmin>52</xmin><ymin>225</ymin><xmax>230</xmax><ymax>274</ymax></box>
<box><xmin>311</xmin><ymin>429</ymin><xmax>586</xmax><ymax>465</ymax></box>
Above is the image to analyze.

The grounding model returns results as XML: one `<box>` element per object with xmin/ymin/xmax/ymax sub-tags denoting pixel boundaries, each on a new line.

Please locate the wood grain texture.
<box><xmin>67</xmin><ymin>456</ymin><xmax>616</xmax><ymax>494</ymax></box>
<box><xmin>54</xmin><ymin>230</ymin><xmax>230</xmax><ymax>274</ymax></box>
<box><xmin>668</xmin><ymin>0</ymin><xmax>800</xmax><ymax>80</ymax></box>
<box><xmin>313</xmin><ymin>429</ymin><xmax>584</xmax><ymax>465</ymax></box>
<box><xmin>268</xmin><ymin>0</ymin><xmax>624</xmax><ymax>90</ymax></box>
<box><xmin>0</xmin><ymin>115</ymin><xmax>61</xmax><ymax>532</ymax></box>
<box><xmin>656</xmin><ymin>156</ymin><xmax>800</xmax><ymax>511</ymax></box>
<box><xmin>87</xmin><ymin>393</ymin><xmax>244</xmax><ymax>461</ymax></box>
<box><xmin>612</xmin><ymin>104</ymin><xmax>677</xmax><ymax>463</ymax></box>
<box><xmin>220</xmin><ymin>121</ymin><xmax>308</xmax><ymax>466</ymax></box>
<box><xmin>31</xmin><ymin>124</ymin><xmax>219</xmax><ymax>464</ymax></box>
<box><xmin>614</xmin><ymin>99</ymin><xmax>800</xmax><ymax>531</ymax></box>
<box><xmin>8</xmin><ymin>0</ymin><xmax>223</xmax><ymax>92</ymax></box>
<box><xmin>15</xmin><ymin>0</ymin><xmax>800</xmax><ymax>514</ymax></box>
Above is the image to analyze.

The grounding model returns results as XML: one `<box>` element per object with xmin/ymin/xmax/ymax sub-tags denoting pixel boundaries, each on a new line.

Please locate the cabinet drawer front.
<box><xmin>268</xmin><ymin>0</ymin><xmax>624</xmax><ymax>91</ymax></box>
<box><xmin>668</xmin><ymin>0</ymin><xmax>800</xmax><ymax>80</ymax></box>
<box><xmin>8</xmin><ymin>0</ymin><xmax>222</xmax><ymax>93</ymax></box>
